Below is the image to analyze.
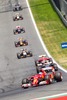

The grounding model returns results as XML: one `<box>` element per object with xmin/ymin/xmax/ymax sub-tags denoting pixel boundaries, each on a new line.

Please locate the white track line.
<box><xmin>30</xmin><ymin>92</ymin><xmax>67</xmax><ymax>100</ymax></box>
<box><xmin>26</xmin><ymin>0</ymin><xmax>67</xmax><ymax>73</ymax></box>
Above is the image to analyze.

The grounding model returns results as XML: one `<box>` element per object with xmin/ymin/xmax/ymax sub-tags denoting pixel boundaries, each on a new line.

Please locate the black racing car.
<box><xmin>35</xmin><ymin>55</ymin><xmax>58</xmax><ymax>72</ymax></box>
<box><xmin>15</xmin><ymin>39</ymin><xmax>28</xmax><ymax>47</ymax></box>
<box><xmin>13</xmin><ymin>4</ymin><xmax>22</xmax><ymax>11</ymax></box>
<box><xmin>36</xmin><ymin>63</ymin><xmax>58</xmax><ymax>73</ymax></box>
<box><xmin>13</xmin><ymin>26</ymin><xmax>25</xmax><ymax>35</ymax></box>
<box><xmin>13</xmin><ymin>13</ymin><xmax>23</xmax><ymax>21</ymax></box>
<box><xmin>17</xmin><ymin>49</ymin><xmax>33</xmax><ymax>59</ymax></box>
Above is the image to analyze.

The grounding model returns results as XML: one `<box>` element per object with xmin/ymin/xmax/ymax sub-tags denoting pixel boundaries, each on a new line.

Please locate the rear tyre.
<box><xmin>23</xmin><ymin>55</ymin><xmax>26</xmax><ymax>58</ymax></box>
<box><xmin>13</xmin><ymin>30</ymin><xmax>16</xmax><ymax>34</ymax></box>
<box><xmin>53</xmin><ymin>63</ymin><xmax>58</xmax><ymax>71</ymax></box>
<box><xmin>44</xmin><ymin>75</ymin><xmax>53</xmax><ymax>84</ymax></box>
<box><xmin>26</xmin><ymin>42</ymin><xmax>28</xmax><ymax>45</ymax></box>
<box><xmin>17</xmin><ymin>53</ymin><xmax>21</xmax><ymax>59</ymax></box>
<box><xmin>35</xmin><ymin>60</ymin><xmax>39</xmax><ymax>66</ymax></box>
<box><xmin>49</xmin><ymin>58</ymin><xmax>53</xmax><ymax>63</ymax></box>
<box><xmin>28</xmin><ymin>51</ymin><xmax>33</xmax><ymax>57</ymax></box>
<box><xmin>13</xmin><ymin>18</ymin><xmax>15</xmax><ymax>21</ymax></box>
<box><xmin>23</xmin><ymin>30</ymin><xmax>25</xmax><ymax>33</ymax></box>
<box><xmin>15</xmin><ymin>42</ymin><xmax>17</xmax><ymax>47</ymax></box>
<box><xmin>54</xmin><ymin>72</ymin><xmax>63</xmax><ymax>82</ymax></box>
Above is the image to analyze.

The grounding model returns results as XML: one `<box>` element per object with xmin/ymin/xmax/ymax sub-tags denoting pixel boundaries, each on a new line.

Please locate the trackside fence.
<box><xmin>50</xmin><ymin>0</ymin><xmax>67</xmax><ymax>27</ymax></box>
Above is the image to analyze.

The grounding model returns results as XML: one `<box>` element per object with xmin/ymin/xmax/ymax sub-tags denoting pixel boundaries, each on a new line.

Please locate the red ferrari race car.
<box><xmin>35</xmin><ymin>55</ymin><xmax>58</xmax><ymax>71</ymax></box>
<box><xmin>21</xmin><ymin>68</ymin><xmax>63</xmax><ymax>89</ymax></box>
<box><xmin>14</xmin><ymin>38</ymin><xmax>28</xmax><ymax>47</ymax></box>
<box><xmin>13</xmin><ymin>3</ymin><xmax>23</xmax><ymax>11</ymax></box>
<box><xmin>13</xmin><ymin>13</ymin><xmax>23</xmax><ymax>21</ymax></box>
<box><xmin>13</xmin><ymin>26</ymin><xmax>25</xmax><ymax>35</ymax></box>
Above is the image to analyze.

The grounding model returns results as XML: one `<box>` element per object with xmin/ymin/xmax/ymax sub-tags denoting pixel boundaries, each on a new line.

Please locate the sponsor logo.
<box><xmin>61</xmin><ymin>42</ymin><xmax>67</xmax><ymax>48</ymax></box>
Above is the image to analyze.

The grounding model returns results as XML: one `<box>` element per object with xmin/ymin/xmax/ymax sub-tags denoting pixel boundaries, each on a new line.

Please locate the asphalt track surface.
<box><xmin>0</xmin><ymin>0</ymin><xmax>67</xmax><ymax>100</ymax></box>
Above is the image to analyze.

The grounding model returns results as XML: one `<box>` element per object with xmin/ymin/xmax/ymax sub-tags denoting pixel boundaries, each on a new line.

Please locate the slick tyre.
<box><xmin>22</xmin><ymin>78</ymin><xmax>29</xmax><ymax>84</ymax></box>
<box><xmin>53</xmin><ymin>63</ymin><xmax>58</xmax><ymax>71</ymax></box>
<box><xmin>22</xmin><ymin>78</ymin><xmax>29</xmax><ymax>89</ymax></box>
<box><xmin>35</xmin><ymin>60</ymin><xmax>39</xmax><ymax>66</ymax></box>
<box><xmin>54</xmin><ymin>72</ymin><xmax>63</xmax><ymax>82</ymax></box>
<box><xmin>49</xmin><ymin>58</ymin><xmax>53</xmax><ymax>63</ymax></box>
<box><xmin>17</xmin><ymin>53</ymin><xmax>21</xmax><ymax>59</ymax></box>
<box><xmin>15</xmin><ymin>42</ymin><xmax>17</xmax><ymax>47</ymax></box>
<box><xmin>45</xmin><ymin>75</ymin><xmax>53</xmax><ymax>84</ymax></box>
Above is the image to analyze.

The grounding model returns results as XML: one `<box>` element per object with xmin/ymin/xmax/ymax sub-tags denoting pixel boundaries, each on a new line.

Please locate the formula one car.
<box><xmin>35</xmin><ymin>55</ymin><xmax>58</xmax><ymax>71</ymax></box>
<box><xmin>21</xmin><ymin>68</ymin><xmax>63</xmax><ymax>89</ymax></box>
<box><xmin>13</xmin><ymin>4</ymin><xmax>22</xmax><ymax>11</ymax></box>
<box><xmin>13</xmin><ymin>13</ymin><xmax>23</xmax><ymax>21</ymax></box>
<box><xmin>17</xmin><ymin>49</ymin><xmax>33</xmax><ymax>59</ymax></box>
<box><xmin>13</xmin><ymin>26</ymin><xmax>25</xmax><ymax>35</ymax></box>
<box><xmin>15</xmin><ymin>38</ymin><xmax>28</xmax><ymax>47</ymax></box>
<box><xmin>36</xmin><ymin>62</ymin><xmax>58</xmax><ymax>73</ymax></box>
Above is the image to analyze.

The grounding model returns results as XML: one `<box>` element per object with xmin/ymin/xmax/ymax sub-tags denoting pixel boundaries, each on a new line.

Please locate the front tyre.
<box><xmin>22</xmin><ymin>78</ymin><xmax>29</xmax><ymax>89</ymax></box>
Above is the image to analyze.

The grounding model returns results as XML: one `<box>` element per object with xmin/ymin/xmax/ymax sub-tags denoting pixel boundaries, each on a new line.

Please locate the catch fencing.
<box><xmin>50</xmin><ymin>0</ymin><xmax>67</xmax><ymax>27</ymax></box>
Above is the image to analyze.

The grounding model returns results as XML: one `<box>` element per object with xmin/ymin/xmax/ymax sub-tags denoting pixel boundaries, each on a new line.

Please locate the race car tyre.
<box><xmin>13</xmin><ymin>30</ymin><xmax>16</xmax><ymax>34</ymax></box>
<box><xmin>22</xmin><ymin>78</ymin><xmax>29</xmax><ymax>89</ymax></box>
<box><xmin>44</xmin><ymin>75</ymin><xmax>53</xmax><ymax>84</ymax></box>
<box><xmin>30</xmin><ymin>53</ymin><xmax>33</xmax><ymax>57</ymax></box>
<box><xmin>19</xmin><ymin>7</ymin><xmax>22</xmax><ymax>11</ymax></box>
<box><xmin>54</xmin><ymin>72</ymin><xmax>63</xmax><ymax>82</ymax></box>
<box><xmin>49</xmin><ymin>58</ymin><xmax>53</xmax><ymax>63</ymax></box>
<box><xmin>13</xmin><ymin>18</ymin><xmax>15</xmax><ymax>21</ymax></box>
<box><xmin>36</xmin><ymin>66</ymin><xmax>41</xmax><ymax>73</ymax></box>
<box><xmin>15</xmin><ymin>42</ymin><xmax>18</xmax><ymax>47</ymax></box>
<box><xmin>17</xmin><ymin>53</ymin><xmax>21</xmax><ymax>59</ymax></box>
<box><xmin>23</xmin><ymin>55</ymin><xmax>26</xmax><ymax>58</ymax></box>
<box><xmin>13</xmin><ymin>8</ymin><xmax>22</xmax><ymax>11</ymax></box>
<box><xmin>13</xmin><ymin>8</ymin><xmax>16</xmax><ymax>11</ymax></box>
<box><xmin>35</xmin><ymin>60</ymin><xmax>39</xmax><ymax>66</ymax></box>
<box><xmin>25</xmin><ymin>42</ymin><xmax>28</xmax><ymax>45</ymax></box>
<box><xmin>53</xmin><ymin>63</ymin><xmax>58</xmax><ymax>71</ymax></box>
<box><xmin>27</xmin><ymin>51</ymin><xmax>33</xmax><ymax>57</ymax></box>
<box><xmin>36</xmin><ymin>67</ymin><xmax>39</xmax><ymax>73</ymax></box>
<box><xmin>22</xmin><ymin>78</ymin><xmax>29</xmax><ymax>84</ymax></box>
<box><xmin>23</xmin><ymin>30</ymin><xmax>25</xmax><ymax>33</ymax></box>
<box><xmin>20</xmin><ymin>16</ymin><xmax>23</xmax><ymax>20</ymax></box>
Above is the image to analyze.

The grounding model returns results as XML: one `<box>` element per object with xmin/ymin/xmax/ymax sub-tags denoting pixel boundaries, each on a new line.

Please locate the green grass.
<box><xmin>29</xmin><ymin>0</ymin><xmax>67</xmax><ymax>69</ymax></box>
